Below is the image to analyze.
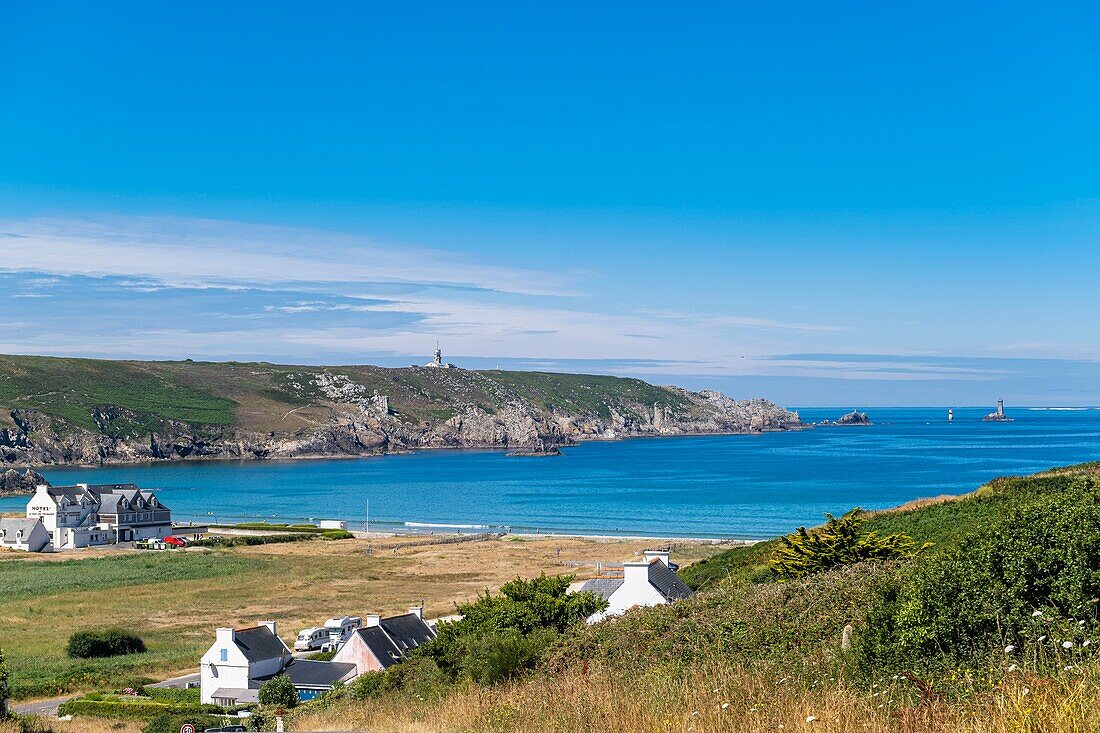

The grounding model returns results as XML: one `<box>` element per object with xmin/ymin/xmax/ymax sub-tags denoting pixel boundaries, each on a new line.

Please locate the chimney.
<box><xmin>215</xmin><ymin>627</ymin><xmax>235</xmax><ymax>645</ymax></box>
<box><xmin>261</xmin><ymin>621</ymin><xmax>277</xmax><ymax>637</ymax></box>
<box><xmin>408</xmin><ymin>604</ymin><xmax>424</xmax><ymax>620</ymax></box>
<box><xmin>622</xmin><ymin>561</ymin><xmax>650</xmax><ymax>589</ymax></box>
<box><xmin>365</xmin><ymin>614</ymin><xmax>381</xmax><ymax>628</ymax></box>
<box><xmin>643</xmin><ymin>549</ymin><xmax>671</xmax><ymax>567</ymax></box>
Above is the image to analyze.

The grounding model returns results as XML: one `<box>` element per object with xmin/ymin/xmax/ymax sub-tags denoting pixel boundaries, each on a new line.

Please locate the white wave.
<box><xmin>404</xmin><ymin>521</ymin><xmax>492</xmax><ymax>529</ymax></box>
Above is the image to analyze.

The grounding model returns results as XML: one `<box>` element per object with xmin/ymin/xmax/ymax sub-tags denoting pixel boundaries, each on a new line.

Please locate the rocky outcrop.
<box><xmin>0</xmin><ymin>468</ymin><xmax>48</xmax><ymax>495</ymax></box>
<box><xmin>836</xmin><ymin>411</ymin><xmax>872</xmax><ymax>426</ymax></box>
<box><xmin>0</xmin><ymin>373</ymin><xmax>801</xmax><ymax>468</ymax></box>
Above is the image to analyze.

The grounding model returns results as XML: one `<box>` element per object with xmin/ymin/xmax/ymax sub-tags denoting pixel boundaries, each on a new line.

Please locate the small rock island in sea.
<box><xmin>0</xmin><ymin>468</ymin><xmax>48</xmax><ymax>496</ymax></box>
<box><xmin>835</xmin><ymin>410</ymin><xmax>872</xmax><ymax>425</ymax></box>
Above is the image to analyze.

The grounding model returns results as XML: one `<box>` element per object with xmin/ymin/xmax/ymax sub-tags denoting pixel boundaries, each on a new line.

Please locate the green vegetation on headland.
<box><xmin>0</xmin><ymin>354</ymin><xmax>797</xmax><ymax>466</ymax></box>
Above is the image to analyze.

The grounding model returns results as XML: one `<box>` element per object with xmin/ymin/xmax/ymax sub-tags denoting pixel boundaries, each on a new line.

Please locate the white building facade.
<box><xmin>200</xmin><ymin>622</ymin><xmax>291</xmax><ymax>705</ymax></box>
<box><xmin>578</xmin><ymin>549</ymin><xmax>694</xmax><ymax>623</ymax></box>
<box><xmin>0</xmin><ymin>517</ymin><xmax>51</xmax><ymax>552</ymax></box>
<box><xmin>26</xmin><ymin>483</ymin><xmax>173</xmax><ymax>550</ymax></box>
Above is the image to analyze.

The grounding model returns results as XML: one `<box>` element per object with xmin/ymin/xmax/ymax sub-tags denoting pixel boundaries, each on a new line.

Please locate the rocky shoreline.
<box><xmin>0</xmin><ymin>382</ymin><xmax>802</xmax><ymax>470</ymax></box>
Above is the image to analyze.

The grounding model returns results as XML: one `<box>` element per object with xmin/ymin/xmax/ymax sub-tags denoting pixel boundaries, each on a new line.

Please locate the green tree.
<box><xmin>257</xmin><ymin>674</ymin><xmax>298</xmax><ymax>709</ymax></box>
<box><xmin>421</xmin><ymin>573</ymin><xmax>606</xmax><ymax>681</ymax></box>
<box><xmin>770</xmin><ymin>508</ymin><xmax>927</xmax><ymax>579</ymax></box>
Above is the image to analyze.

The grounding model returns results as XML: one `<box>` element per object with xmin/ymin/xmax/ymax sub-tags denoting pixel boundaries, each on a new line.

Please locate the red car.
<box><xmin>163</xmin><ymin>536</ymin><xmax>187</xmax><ymax>548</ymax></box>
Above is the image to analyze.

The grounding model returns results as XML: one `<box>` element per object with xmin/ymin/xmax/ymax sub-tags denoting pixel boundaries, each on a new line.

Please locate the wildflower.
<box><xmin>1022</xmin><ymin>687</ymin><xmax>1030</xmax><ymax>696</ymax></box>
<box><xmin>1064</xmin><ymin>665</ymin><xmax>1075</xmax><ymax>671</ymax></box>
<box><xmin>1084</xmin><ymin>640</ymin><xmax>1092</xmax><ymax>647</ymax></box>
<box><xmin>1038</xmin><ymin>635</ymin><xmax>1048</xmax><ymax>642</ymax></box>
<box><xmin>1004</xmin><ymin>644</ymin><xmax>1015</xmax><ymax>653</ymax></box>
<box><xmin>712</xmin><ymin>688</ymin><xmax>719</xmax><ymax>694</ymax></box>
<box><xmin>1008</xmin><ymin>664</ymin><xmax>1019</xmax><ymax>672</ymax></box>
<box><xmin>806</xmin><ymin>716</ymin><xmax>817</xmax><ymax>723</ymax></box>
<box><xmin>721</xmin><ymin>703</ymin><xmax>730</xmax><ymax>709</ymax></box>
<box><xmin>1063</xmin><ymin>641</ymin><xmax>1074</xmax><ymax>649</ymax></box>
<box><xmin>1032</xmin><ymin>610</ymin><xmax>1044</xmax><ymax>617</ymax></box>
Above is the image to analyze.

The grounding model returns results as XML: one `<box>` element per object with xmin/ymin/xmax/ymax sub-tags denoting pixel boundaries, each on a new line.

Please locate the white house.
<box><xmin>577</xmin><ymin>549</ymin><xmax>693</xmax><ymax>623</ymax></box>
<box><xmin>26</xmin><ymin>483</ymin><xmax>172</xmax><ymax>550</ymax></box>
<box><xmin>200</xmin><ymin>622</ymin><xmax>357</xmax><ymax>706</ymax></box>
<box><xmin>0</xmin><ymin>517</ymin><xmax>51</xmax><ymax>552</ymax></box>
<box><xmin>201</xmin><ymin>622</ymin><xmax>293</xmax><ymax>705</ymax></box>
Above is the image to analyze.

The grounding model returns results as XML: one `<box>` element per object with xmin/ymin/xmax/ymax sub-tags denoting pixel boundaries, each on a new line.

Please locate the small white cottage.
<box><xmin>577</xmin><ymin>549</ymin><xmax>693</xmax><ymax>623</ymax></box>
<box><xmin>0</xmin><ymin>517</ymin><xmax>51</xmax><ymax>552</ymax></box>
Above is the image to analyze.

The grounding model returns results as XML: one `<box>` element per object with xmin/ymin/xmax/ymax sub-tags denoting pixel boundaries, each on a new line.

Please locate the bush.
<box><xmin>65</xmin><ymin>629</ymin><xmax>146</xmax><ymax>659</ymax></box>
<box><xmin>854</xmin><ymin>488</ymin><xmax>1100</xmax><ymax>683</ymax></box>
<box><xmin>457</xmin><ymin>627</ymin><xmax>558</xmax><ymax>684</ymax></box>
<box><xmin>257</xmin><ymin>675</ymin><xmax>298</xmax><ymax>709</ymax></box>
<box><xmin>420</xmin><ymin>574</ymin><xmax>606</xmax><ymax>682</ymax></box>
<box><xmin>770</xmin><ymin>508</ymin><xmax>927</xmax><ymax>579</ymax></box>
<box><xmin>57</xmin><ymin>699</ymin><xmax>223</xmax><ymax>720</ymax></box>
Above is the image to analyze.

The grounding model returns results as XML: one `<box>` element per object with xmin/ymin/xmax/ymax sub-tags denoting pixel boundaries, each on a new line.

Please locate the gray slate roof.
<box><xmin>283</xmin><ymin>659</ymin><xmax>357</xmax><ymax>688</ymax></box>
<box><xmin>354</xmin><ymin>626</ymin><xmax>404</xmax><ymax>669</ymax></box>
<box><xmin>380</xmin><ymin>613</ymin><xmax>435</xmax><ymax>653</ymax></box>
<box><xmin>579</xmin><ymin>561</ymin><xmax>693</xmax><ymax>602</ymax></box>
<box><xmin>233</xmin><ymin>626</ymin><xmax>290</xmax><ymax>663</ymax></box>
<box><xmin>0</xmin><ymin>517</ymin><xmax>44</xmax><ymax>537</ymax></box>
<box><xmin>646</xmin><ymin>560</ymin><xmax>693</xmax><ymax>601</ymax></box>
<box><xmin>578</xmin><ymin>577</ymin><xmax>624</xmax><ymax>600</ymax></box>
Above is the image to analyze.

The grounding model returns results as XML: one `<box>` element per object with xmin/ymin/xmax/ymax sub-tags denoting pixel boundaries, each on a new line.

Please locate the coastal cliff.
<box><xmin>0</xmin><ymin>355</ymin><xmax>800</xmax><ymax>467</ymax></box>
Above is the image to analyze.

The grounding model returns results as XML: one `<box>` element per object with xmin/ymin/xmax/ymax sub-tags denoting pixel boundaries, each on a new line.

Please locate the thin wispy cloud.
<box><xmin>0</xmin><ymin>215</ymin><xmax>577</xmax><ymax>298</ymax></box>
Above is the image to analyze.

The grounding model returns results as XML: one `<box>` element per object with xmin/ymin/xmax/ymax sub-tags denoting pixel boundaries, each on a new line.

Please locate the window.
<box><xmin>220</xmin><ymin>648</ymin><xmax>228</xmax><ymax>662</ymax></box>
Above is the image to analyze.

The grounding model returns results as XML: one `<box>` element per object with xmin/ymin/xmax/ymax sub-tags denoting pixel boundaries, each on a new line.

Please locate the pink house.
<box><xmin>332</xmin><ymin>605</ymin><xmax>435</xmax><ymax>674</ymax></box>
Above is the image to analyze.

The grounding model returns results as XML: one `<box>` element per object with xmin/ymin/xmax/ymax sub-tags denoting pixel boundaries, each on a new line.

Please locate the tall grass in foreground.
<box><xmin>290</xmin><ymin>660</ymin><xmax>1100</xmax><ymax>733</ymax></box>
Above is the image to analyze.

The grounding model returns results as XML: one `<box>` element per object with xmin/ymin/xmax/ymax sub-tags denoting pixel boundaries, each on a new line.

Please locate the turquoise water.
<box><xmin>2</xmin><ymin>407</ymin><xmax>1098</xmax><ymax>538</ymax></box>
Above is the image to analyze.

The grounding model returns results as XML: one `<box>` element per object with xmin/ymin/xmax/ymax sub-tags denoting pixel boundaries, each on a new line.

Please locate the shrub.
<box><xmin>854</xmin><ymin>488</ymin><xmax>1100</xmax><ymax>683</ymax></box>
<box><xmin>420</xmin><ymin>574</ymin><xmax>606</xmax><ymax>682</ymax></box>
<box><xmin>65</xmin><ymin>629</ymin><xmax>146</xmax><ymax>659</ymax></box>
<box><xmin>770</xmin><ymin>508</ymin><xmax>927</xmax><ymax>579</ymax></box>
<box><xmin>57</xmin><ymin>699</ymin><xmax>224</xmax><ymax>720</ymax></box>
<box><xmin>457</xmin><ymin>627</ymin><xmax>558</xmax><ymax>684</ymax></box>
<box><xmin>257</xmin><ymin>675</ymin><xmax>298</xmax><ymax>709</ymax></box>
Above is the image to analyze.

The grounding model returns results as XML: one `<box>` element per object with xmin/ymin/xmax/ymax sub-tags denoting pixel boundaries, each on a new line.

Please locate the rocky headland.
<box><xmin>0</xmin><ymin>356</ymin><xmax>802</xmax><ymax>468</ymax></box>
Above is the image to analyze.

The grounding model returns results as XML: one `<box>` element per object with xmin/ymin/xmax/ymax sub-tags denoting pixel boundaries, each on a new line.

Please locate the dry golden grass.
<box><xmin>290</xmin><ymin>662</ymin><xmax>1100</xmax><ymax>733</ymax></box>
<box><xmin>0</xmin><ymin>534</ymin><xmax>728</xmax><ymax>698</ymax></box>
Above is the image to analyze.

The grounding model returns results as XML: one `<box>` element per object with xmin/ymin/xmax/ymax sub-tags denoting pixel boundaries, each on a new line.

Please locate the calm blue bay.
<box><xmin>2</xmin><ymin>407</ymin><xmax>1098</xmax><ymax>539</ymax></box>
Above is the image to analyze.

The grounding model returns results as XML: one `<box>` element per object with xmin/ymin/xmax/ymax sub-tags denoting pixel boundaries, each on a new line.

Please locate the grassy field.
<box><xmin>0</xmin><ymin>533</ymin><xmax>725</xmax><ymax>700</ymax></box>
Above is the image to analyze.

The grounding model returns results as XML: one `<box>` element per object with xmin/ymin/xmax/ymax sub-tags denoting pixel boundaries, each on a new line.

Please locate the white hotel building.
<box><xmin>24</xmin><ymin>483</ymin><xmax>173</xmax><ymax>550</ymax></box>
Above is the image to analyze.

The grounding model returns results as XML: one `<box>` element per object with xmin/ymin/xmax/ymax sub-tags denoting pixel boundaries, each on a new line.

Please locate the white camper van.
<box><xmin>293</xmin><ymin>626</ymin><xmax>329</xmax><ymax>651</ymax></box>
<box><xmin>323</xmin><ymin>616</ymin><xmax>362</xmax><ymax>646</ymax></box>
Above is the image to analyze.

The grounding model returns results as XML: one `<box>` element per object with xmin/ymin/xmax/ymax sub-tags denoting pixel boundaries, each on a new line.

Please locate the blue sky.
<box><xmin>2</xmin><ymin>1</ymin><xmax>1099</xmax><ymax>405</ymax></box>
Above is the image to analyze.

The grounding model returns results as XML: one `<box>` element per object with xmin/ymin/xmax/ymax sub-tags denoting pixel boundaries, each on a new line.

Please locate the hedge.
<box><xmin>57</xmin><ymin>699</ymin><xmax>230</xmax><ymax>720</ymax></box>
<box><xmin>66</xmin><ymin>629</ymin><xmax>146</xmax><ymax>659</ymax></box>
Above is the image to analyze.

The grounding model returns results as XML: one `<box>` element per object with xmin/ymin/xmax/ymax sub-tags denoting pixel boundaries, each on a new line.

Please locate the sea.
<box><xmin>2</xmin><ymin>407</ymin><xmax>1098</xmax><ymax>539</ymax></box>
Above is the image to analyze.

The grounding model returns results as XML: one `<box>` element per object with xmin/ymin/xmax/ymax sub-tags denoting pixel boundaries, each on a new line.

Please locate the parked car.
<box><xmin>204</xmin><ymin>726</ymin><xmax>246</xmax><ymax>732</ymax></box>
<box><xmin>163</xmin><ymin>536</ymin><xmax>186</xmax><ymax>547</ymax></box>
<box><xmin>294</xmin><ymin>626</ymin><xmax>329</xmax><ymax>651</ymax></box>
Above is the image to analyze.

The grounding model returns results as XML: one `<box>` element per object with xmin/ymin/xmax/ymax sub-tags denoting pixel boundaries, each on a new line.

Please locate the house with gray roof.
<box><xmin>577</xmin><ymin>549</ymin><xmax>693</xmax><ymax>623</ymax></box>
<box><xmin>0</xmin><ymin>517</ymin><xmax>50</xmax><ymax>552</ymax></box>
<box><xmin>201</xmin><ymin>621</ymin><xmax>359</xmax><ymax>706</ymax></box>
<box><xmin>332</xmin><ymin>604</ymin><xmax>436</xmax><ymax>675</ymax></box>
<box><xmin>25</xmin><ymin>482</ymin><xmax>172</xmax><ymax>550</ymax></box>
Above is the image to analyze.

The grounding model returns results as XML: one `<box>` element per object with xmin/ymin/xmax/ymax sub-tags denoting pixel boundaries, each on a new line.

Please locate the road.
<box><xmin>12</xmin><ymin>671</ymin><xmax>201</xmax><ymax>717</ymax></box>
